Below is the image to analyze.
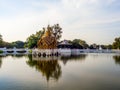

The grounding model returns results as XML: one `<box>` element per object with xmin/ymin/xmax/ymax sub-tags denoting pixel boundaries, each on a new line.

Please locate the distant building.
<box><xmin>57</xmin><ymin>40</ymin><xmax>72</xmax><ymax>49</ymax></box>
<box><xmin>57</xmin><ymin>40</ymin><xmax>83</xmax><ymax>49</ymax></box>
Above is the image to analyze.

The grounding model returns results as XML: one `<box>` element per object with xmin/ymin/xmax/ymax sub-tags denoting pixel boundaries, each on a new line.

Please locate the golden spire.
<box><xmin>37</xmin><ymin>25</ymin><xmax>57</xmax><ymax>49</ymax></box>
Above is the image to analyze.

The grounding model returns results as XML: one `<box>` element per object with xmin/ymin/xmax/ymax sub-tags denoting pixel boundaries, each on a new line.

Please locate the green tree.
<box><xmin>72</xmin><ymin>39</ymin><xmax>88</xmax><ymax>49</ymax></box>
<box><xmin>106</xmin><ymin>44</ymin><xmax>113</xmax><ymax>49</ymax></box>
<box><xmin>11</xmin><ymin>41</ymin><xmax>25</xmax><ymax>48</ymax></box>
<box><xmin>25</xmin><ymin>24</ymin><xmax>62</xmax><ymax>49</ymax></box>
<box><xmin>0</xmin><ymin>34</ymin><xmax>12</xmax><ymax>48</ymax></box>
<box><xmin>2</xmin><ymin>42</ymin><xmax>12</xmax><ymax>48</ymax></box>
<box><xmin>112</xmin><ymin>37</ymin><xmax>120</xmax><ymax>49</ymax></box>
<box><xmin>25</xmin><ymin>30</ymin><xmax>44</xmax><ymax>48</ymax></box>
<box><xmin>0</xmin><ymin>34</ymin><xmax>3</xmax><ymax>47</ymax></box>
<box><xmin>52</xmin><ymin>24</ymin><xmax>62</xmax><ymax>41</ymax></box>
<box><xmin>0</xmin><ymin>34</ymin><xmax>2</xmax><ymax>42</ymax></box>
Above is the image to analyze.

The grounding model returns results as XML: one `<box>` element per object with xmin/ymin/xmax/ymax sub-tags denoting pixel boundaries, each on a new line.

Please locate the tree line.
<box><xmin>0</xmin><ymin>24</ymin><xmax>120</xmax><ymax>49</ymax></box>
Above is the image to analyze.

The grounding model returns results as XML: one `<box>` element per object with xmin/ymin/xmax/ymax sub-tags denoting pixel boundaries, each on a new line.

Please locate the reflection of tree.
<box><xmin>60</xmin><ymin>54</ymin><xmax>87</xmax><ymax>65</ymax></box>
<box><xmin>0</xmin><ymin>57</ymin><xmax>2</xmax><ymax>68</ymax></box>
<box><xmin>27</xmin><ymin>55</ymin><xmax>62</xmax><ymax>81</ymax></box>
<box><xmin>11</xmin><ymin>54</ymin><xmax>25</xmax><ymax>58</ymax></box>
<box><xmin>113</xmin><ymin>55</ymin><xmax>120</xmax><ymax>65</ymax></box>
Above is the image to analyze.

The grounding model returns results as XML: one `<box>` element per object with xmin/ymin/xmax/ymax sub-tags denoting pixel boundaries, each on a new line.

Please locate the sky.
<box><xmin>0</xmin><ymin>0</ymin><xmax>120</xmax><ymax>45</ymax></box>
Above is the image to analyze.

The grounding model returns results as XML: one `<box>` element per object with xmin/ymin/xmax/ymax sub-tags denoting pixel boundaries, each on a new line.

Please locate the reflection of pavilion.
<box><xmin>32</xmin><ymin>53</ymin><xmax>87</xmax><ymax>65</ymax></box>
<box><xmin>60</xmin><ymin>54</ymin><xmax>87</xmax><ymax>65</ymax></box>
<box><xmin>27</xmin><ymin>55</ymin><xmax>62</xmax><ymax>81</ymax></box>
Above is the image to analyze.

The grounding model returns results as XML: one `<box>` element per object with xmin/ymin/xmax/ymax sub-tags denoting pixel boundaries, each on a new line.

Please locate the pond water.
<box><xmin>0</xmin><ymin>53</ymin><xmax>120</xmax><ymax>90</ymax></box>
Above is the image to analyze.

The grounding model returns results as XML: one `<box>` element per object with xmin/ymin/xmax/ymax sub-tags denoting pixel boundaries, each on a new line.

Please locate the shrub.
<box><xmin>0</xmin><ymin>50</ymin><xmax>3</xmax><ymax>53</ymax></box>
<box><xmin>29</xmin><ymin>50</ymin><xmax>32</xmax><ymax>54</ymax></box>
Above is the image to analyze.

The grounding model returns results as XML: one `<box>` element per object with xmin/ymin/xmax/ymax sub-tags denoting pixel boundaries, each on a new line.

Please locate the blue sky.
<box><xmin>0</xmin><ymin>0</ymin><xmax>120</xmax><ymax>44</ymax></box>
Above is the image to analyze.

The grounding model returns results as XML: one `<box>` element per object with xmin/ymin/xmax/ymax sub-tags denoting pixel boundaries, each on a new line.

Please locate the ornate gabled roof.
<box><xmin>37</xmin><ymin>25</ymin><xmax>57</xmax><ymax>49</ymax></box>
<box><xmin>59</xmin><ymin>40</ymin><xmax>72</xmax><ymax>45</ymax></box>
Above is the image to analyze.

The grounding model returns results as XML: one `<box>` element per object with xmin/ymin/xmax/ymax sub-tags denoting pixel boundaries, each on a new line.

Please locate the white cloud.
<box><xmin>0</xmin><ymin>6</ymin><xmax>63</xmax><ymax>42</ymax></box>
<box><xmin>0</xmin><ymin>0</ymin><xmax>120</xmax><ymax>44</ymax></box>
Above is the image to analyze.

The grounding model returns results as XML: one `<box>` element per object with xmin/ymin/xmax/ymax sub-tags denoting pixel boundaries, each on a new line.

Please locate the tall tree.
<box><xmin>72</xmin><ymin>39</ymin><xmax>88</xmax><ymax>49</ymax></box>
<box><xmin>11</xmin><ymin>41</ymin><xmax>25</xmax><ymax>48</ymax></box>
<box><xmin>51</xmin><ymin>24</ymin><xmax>62</xmax><ymax>41</ymax></box>
<box><xmin>0</xmin><ymin>34</ymin><xmax>3</xmax><ymax>47</ymax></box>
<box><xmin>25</xmin><ymin>30</ymin><xmax>44</xmax><ymax>48</ymax></box>
<box><xmin>0</xmin><ymin>34</ymin><xmax>3</xmax><ymax>43</ymax></box>
<box><xmin>112</xmin><ymin>37</ymin><xmax>120</xmax><ymax>49</ymax></box>
<box><xmin>25</xmin><ymin>24</ymin><xmax>62</xmax><ymax>49</ymax></box>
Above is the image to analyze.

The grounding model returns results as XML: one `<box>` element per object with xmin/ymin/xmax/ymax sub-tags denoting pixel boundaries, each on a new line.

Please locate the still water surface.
<box><xmin>0</xmin><ymin>53</ymin><xmax>120</xmax><ymax>90</ymax></box>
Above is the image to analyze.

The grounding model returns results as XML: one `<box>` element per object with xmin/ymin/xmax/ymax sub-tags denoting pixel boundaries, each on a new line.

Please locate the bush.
<box><xmin>29</xmin><ymin>50</ymin><xmax>32</xmax><ymax>54</ymax></box>
<box><xmin>0</xmin><ymin>50</ymin><xmax>3</xmax><ymax>54</ymax></box>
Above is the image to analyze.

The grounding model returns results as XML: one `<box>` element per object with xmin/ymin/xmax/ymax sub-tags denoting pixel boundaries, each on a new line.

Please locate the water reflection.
<box><xmin>0</xmin><ymin>55</ymin><xmax>8</xmax><ymax>68</ymax></box>
<box><xmin>0</xmin><ymin>56</ymin><xmax>2</xmax><ymax>68</ymax></box>
<box><xmin>0</xmin><ymin>54</ymin><xmax>27</xmax><ymax>58</ymax></box>
<box><xmin>0</xmin><ymin>54</ymin><xmax>120</xmax><ymax>90</ymax></box>
<box><xmin>113</xmin><ymin>55</ymin><xmax>120</xmax><ymax>65</ymax></box>
<box><xmin>26</xmin><ymin>54</ymin><xmax>87</xmax><ymax>81</ymax></box>
<box><xmin>0</xmin><ymin>54</ymin><xmax>87</xmax><ymax>82</ymax></box>
<box><xmin>11</xmin><ymin>54</ymin><xmax>25</xmax><ymax>58</ymax></box>
<box><xmin>0</xmin><ymin>54</ymin><xmax>28</xmax><ymax>68</ymax></box>
<box><xmin>27</xmin><ymin>55</ymin><xmax>62</xmax><ymax>81</ymax></box>
<box><xmin>60</xmin><ymin>54</ymin><xmax>87</xmax><ymax>65</ymax></box>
